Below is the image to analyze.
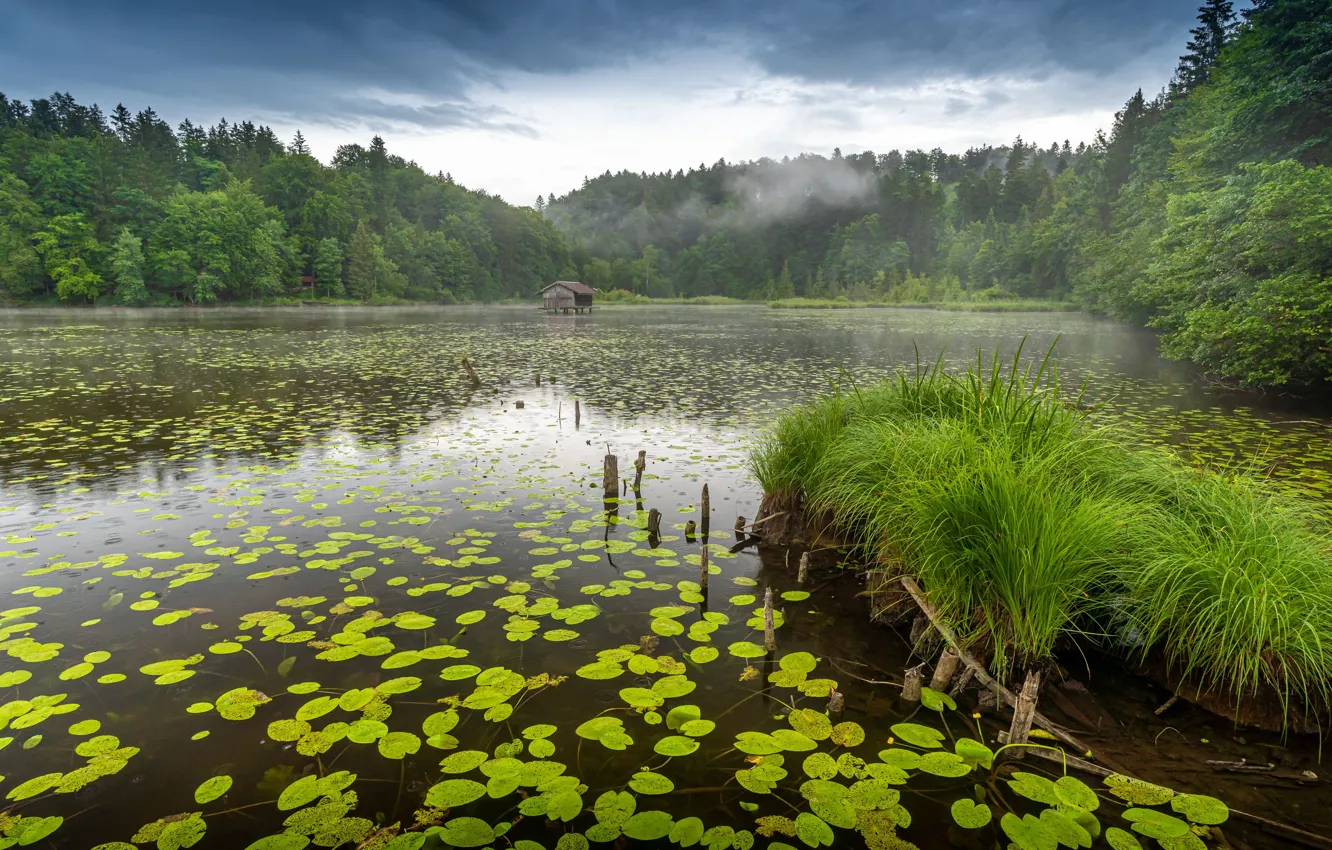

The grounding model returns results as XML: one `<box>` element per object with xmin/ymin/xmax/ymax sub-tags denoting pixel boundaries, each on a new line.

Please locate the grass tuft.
<box><xmin>750</xmin><ymin>344</ymin><xmax>1332</xmax><ymax>717</ymax></box>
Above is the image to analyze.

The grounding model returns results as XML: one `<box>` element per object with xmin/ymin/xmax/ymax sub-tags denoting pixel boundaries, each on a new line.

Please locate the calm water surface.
<box><xmin>1</xmin><ymin>306</ymin><xmax>1329</xmax><ymax>850</ymax></box>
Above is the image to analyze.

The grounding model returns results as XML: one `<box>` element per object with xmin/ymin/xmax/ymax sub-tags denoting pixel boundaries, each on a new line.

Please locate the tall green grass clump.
<box><xmin>1122</xmin><ymin>471</ymin><xmax>1332</xmax><ymax>715</ymax></box>
<box><xmin>751</xmin><ymin>345</ymin><xmax>1332</xmax><ymax>717</ymax></box>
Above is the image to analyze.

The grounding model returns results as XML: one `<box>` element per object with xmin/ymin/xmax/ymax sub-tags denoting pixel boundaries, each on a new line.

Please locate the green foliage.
<box><xmin>0</xmin><ymin>100</ymin><xmax>567</xmax><ymax>304</ymax></box>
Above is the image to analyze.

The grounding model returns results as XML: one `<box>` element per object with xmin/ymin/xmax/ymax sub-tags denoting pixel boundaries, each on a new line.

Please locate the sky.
<box><xmin>2</xmin><ymin>0</ymin><xmax>1207</xmax><ymax>205</ymax></box>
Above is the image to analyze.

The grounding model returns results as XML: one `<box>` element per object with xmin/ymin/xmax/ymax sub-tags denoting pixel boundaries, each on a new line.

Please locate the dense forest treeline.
<box><xmin>0</xmin><ymin>98</ymin><xmax>572</xmax><ymax>305</ymax></box>
<box><xmin>548</xmin><ymin>0</ymin><xmax>1331</xmax><ymax>386</ymax></box>
<box><xmin>0</xmin><ymin>0</ymin><xmax>1327</xmax><ymax>385</ymax></box>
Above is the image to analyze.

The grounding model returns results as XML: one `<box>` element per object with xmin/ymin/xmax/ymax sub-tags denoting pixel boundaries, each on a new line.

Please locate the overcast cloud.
<box><xmin>1</xmin><ymin>0</ymin><xmax>1205</xmax><ymax>203</ymax></box>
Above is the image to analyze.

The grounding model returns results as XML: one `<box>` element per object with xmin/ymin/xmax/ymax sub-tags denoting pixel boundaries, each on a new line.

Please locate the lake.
<box><xmin>1</xmin><ymin>306</ymin><xmax>1329</xmax><ymax>850</ymax></box>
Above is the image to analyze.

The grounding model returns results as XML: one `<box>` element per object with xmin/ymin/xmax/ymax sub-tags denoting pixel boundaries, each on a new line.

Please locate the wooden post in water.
<box><xmin>699</xmin><ymin>543</ymin><xmax>710</xmax><ymax>592</ymax></box>
<box><xmin>1007</xmin><ymin>670</ymin><xmax>1042</xmax><ymax>759</ymax></box>
<box><xmin>734</xmin><ymin>516</ymin><xmax>746</xmax><ymax>540</ymax></box>
<box><xmin>797</xmin><ymin>552</ymin><xmax>809</xmax><ymax>585</ymax></box>
<box><xmin>575</xmin><ymin>400</ymin><xmax>581</xmax><ymax>427</ymax></box>
<box><xmin>902</xmin><ymin>664</ymin><xmax>925</xmax><ymax>702</ymax></box>
<box><xmin>514</xmin><ymin>400</ymin><xmax>524</xmax><ymax>409</ymax></box>
<box><xmin>603</xmin><ymin>454</ymin><xmax>619</xmax><ymax>500</ymax></box>
<box><xmin>700</xmin><ymin>484</ymin><xmax>710</xmax><ymax>535</ymax></box>
<box><xmin>634</xmin><ymin>451</ymin><xmax>646</xmax><ymax>490</ymax></box>
<box><xmin>684</xmin><ymin>520</ymin><xmax>696</xmax><ymax>539</ymax></box>
<box><xmin>536</xmin><ymin>374</ymin><xmax>542</xmax><ymax>386</ymax></box>
<box><xmin>763</xmin><ymin>587</ymin><xmax>777</xmax><ymax>652</ymax></box>
<box><xmin>930</xmin><ymin>646</ymin><xmax>960</xmax><ymax>692</ymax></box>
<box><xmin>647</xmin><ymin>509</ymin><xmax>662</xmax><ymax>538</ymax></box>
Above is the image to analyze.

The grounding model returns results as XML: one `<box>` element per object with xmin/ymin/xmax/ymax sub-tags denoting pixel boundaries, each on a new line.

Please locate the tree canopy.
<box><xmin>0</xmin><ymin>97</ymin><xmax>571</xmax><ymax>304</ymax></box>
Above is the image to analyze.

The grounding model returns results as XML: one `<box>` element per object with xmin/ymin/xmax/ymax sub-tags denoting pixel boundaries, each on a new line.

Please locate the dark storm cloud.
<box><xmin>1</xmin><ymin>0</ymin><xmax>1201</xmax><ymax>130</ymax></box>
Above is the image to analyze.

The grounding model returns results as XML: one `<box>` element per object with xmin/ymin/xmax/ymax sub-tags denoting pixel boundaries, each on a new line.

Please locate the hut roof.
<box><xmin>540</xmin><ymin>280</ymin><xmax>596</xmax><ymax>296</ymax></box>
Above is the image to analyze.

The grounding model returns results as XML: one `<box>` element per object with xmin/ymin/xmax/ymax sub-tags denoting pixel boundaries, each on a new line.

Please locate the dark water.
<box><xmin>1</xmin><ymin>306</ymin><xmax>1329</xmax><ymax>850</ymax></box>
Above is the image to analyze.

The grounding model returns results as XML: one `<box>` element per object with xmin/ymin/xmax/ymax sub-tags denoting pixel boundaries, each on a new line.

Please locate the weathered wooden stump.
<box><xmin>700</xmin><ymin>484</ymin><xmax>710</xmax><ymax>535</ymax></box>
<box><xmin>699</xmin><ymin>544</ymin><xmax>710</xmax><ymax>592</ymax></box>
<box><xmin>647</xmin><ymin>508</ymin><xmax>662</xmax><ymax>538</ymax></box>
<box><xmin>930</xmin><ymin>646</ymin><xmax>960</xmax><ymax>692</ymax></box>
<box><xmin>603</xmin><ymin>454</ymin><xmax>619</xmax><ymax>499</ymax></box>
<box><xmin>734</xmin><ymin>516</ymin><xmax>746</xmax><ymax>539</ymax></box>
<box><xmin>797</xmin><ymin>552</ymin><xmax>809</xmax><ymax>585</ymax></box>
<box><xmin>634</xmin><ymin>451</ymin><xmax>646</xmax><ymax>490</ymax></box>
<box><xmin>1007</xmin><ymin>670</ymin><xmax>1042</xmax><ymax>759</ymax></box>
<box><xmin>574</xmin><ymin>400</ymin><xmax>581</xmax><ymax>427</ymax></box>
<box><xmin>902</xmin><ymin>664</ymin><xmax>925</xmax><ymax>702</ymax></box>
<box><xmin>684</xmin><ymin>520</ymin><xmax>696</xmax><ymax>539</ymax></box>
<box><xmin>514</xmin><ymin>400</ymin><xmax>525</xmax><ymax>409</ymax></box>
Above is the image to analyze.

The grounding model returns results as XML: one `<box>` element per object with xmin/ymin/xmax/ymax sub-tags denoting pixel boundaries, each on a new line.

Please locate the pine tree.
<box><xmin>534</xmin><ymin>195</ymin><xmax>545</xmax><ymax>213</ymax></box>
<box><xmin>1173</xmin><ymin>0</ymin><xmax>1237</xmax><ymax>95</ymax></box>
<box><xmin>110</xmin><ymin>103</ymin><xmax>132</xmax><ymax>141</ymax></box>
<box><xmin>289</xmin><ymin>130</ymin><xmax>310</xmax><ymax>156</ymax></box>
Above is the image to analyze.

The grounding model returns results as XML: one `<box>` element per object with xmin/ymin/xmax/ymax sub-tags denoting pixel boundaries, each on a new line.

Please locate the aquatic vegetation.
<box><xmin>0</xmin><ymin>312</ymin><xmax>1321</xmax><ymax>846</ymax></box>
<box><xmin>751</xmin><ymin>345</ymin><xmax>1332</xmax><ymax>713</ymax></box>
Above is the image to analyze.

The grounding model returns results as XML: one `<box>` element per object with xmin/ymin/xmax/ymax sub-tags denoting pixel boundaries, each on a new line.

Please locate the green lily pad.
<box><xmin>951</xmin><ymin>798</ymin><xmax>992</xmax><ymax>828</ymax></box>
<box><xmin>194</xmin><ymin>775</ymin><xmax>233</xmax><ymax>804</ymax></box>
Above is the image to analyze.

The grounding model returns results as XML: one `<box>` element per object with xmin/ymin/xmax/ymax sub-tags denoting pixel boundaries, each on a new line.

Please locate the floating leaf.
<box><xmin>889</xmin><ymin>722</ymin><xmax>944</xmax><ymax>749</ymax></box>
<box><xmin>426</xmin><ymin>779</ymin><xmax>488</xmax><ymax>808</ymax></box>
<box><xmin>1054</xmin><ymin>776</ymin><xmax>1100</xmax><ymax>812</ymax></box>
<box><xmin>629</xmin><ymin>771</ymin><xmax>674</xmax><ymax>795</ymax></box>
<box><xmin>670</xmin><ymin>816</ymin><xmax>705</xmax><ymax>847</ymax></box>
<box><xmin>1104</xmin><ymin>774</ymin><xmax>1175</xmax><ymax>806</ymax></box>
<box><xmin>194</xmin><ymin>775</ymin><xmax>233</xmax><ymax>804</ymax></box>
<box><xmin>440</xmin><ymin>817</ymin><xmax>494</xmax><ymax>848</ymax></box>
<box><xmin>1123</xmin><ymin>809</ymin><xmax>1191</xmax><ymax>840</ymax></box>
<box><xmin>622</xmin><ymin>811</ymin><xmax>673</xmax><ymax>841</ymax></box>
<box><xmin>951</xmin><ymin>798</ymin><xmax>992</xmax><ymax>828</ymax></box>
<box><xmin>1171</xmin><ymin>793</ymin><xmax>1228</xmax><ymax>825</ymax></box>
<box><xmin>829</xmin><ymin>722</ymin><xmax>864</xmax><ymax>747</ymax></box>
<box><xmin>1104</xmin><ymin>827</ymin><xmax>1144</xmax><ymax>850</ymax></box>
<box><xmin>794</xmin><ymin>813</ymin><xmax>834</xmax><ymax>848</ymax></box>
<box><xmin>919</xmin><ymin>686</ymin><xmax>956</xmax><ymax>712</ymax></box>
<box><xmin>440</xmin><ymin>751</ymin><xmax>490</xmax><ymax>773</ymax></box>
<box><xmin>728</xmin><ymin>641</ymin><xmax>766</xmax><ymax>659</ymax></box>
<box><xmin>654</xmin><ymin>735</ymin><xmax>700</xmax><ymax>757</ymax></box>
<box><xmin>377</xmin><ymin>731</ymin><xmax>420</xmax><ymax>759</ymax></box>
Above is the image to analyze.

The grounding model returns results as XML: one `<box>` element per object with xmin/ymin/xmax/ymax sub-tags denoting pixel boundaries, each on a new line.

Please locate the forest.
<box><xmin>0</xmin><ymin>0</ymin><xmax>1328</xmax><ymax>385</ymax></box>
<box><xmin>548</xmin><ymin>0</ymin><xmax>1330</xmax><ymax>386</ymax></box>
<box><xmin>0</xmin><ymin>100</ymin><xmax>572</xmax><ymax>305</ymax></box>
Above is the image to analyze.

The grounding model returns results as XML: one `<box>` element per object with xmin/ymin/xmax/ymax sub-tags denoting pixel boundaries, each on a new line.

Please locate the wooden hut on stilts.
<box><xmin>539</xmin><ymin>281</ymin><xmax>596</xmax><ymax>314</ymax></box>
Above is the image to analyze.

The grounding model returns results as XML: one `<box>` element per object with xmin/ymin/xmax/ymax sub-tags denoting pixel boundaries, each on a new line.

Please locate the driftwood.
<box><xmin>797</xmin><ymin>552</ymin><xmax>810</xmax><ymax>585</ymax></box>
<box><xmin>741</xmin><ymin>512</ymin><xmax>788</xmax><ymax>531</ymax></box>
<box><xmin>899</xmin><ymin>576</ymin><xmax>1096</xmax><ymax>758</ymax></box>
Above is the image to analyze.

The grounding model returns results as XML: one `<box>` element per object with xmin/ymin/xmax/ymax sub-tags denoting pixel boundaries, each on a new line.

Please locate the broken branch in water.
<box><xmin>899</xmin><ymin>575</ymin><xmax>1097</xmax><ymax>759</ymax></box>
